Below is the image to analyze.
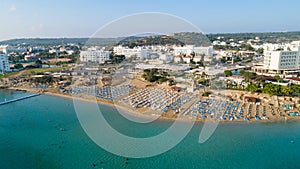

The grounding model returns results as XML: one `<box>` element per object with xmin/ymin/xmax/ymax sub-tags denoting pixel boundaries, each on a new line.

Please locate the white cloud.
<box><xmin>10</xmin><ymin>4</ymin><xmax>16</xmax><ymax>12</ymax></box>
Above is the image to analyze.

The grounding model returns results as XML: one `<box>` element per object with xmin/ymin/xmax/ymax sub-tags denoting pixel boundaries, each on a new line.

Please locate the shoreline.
<box><xmin>4</xmin><ymin>87</ymin><xmax>299</xmax><ymax>124</ymax></box>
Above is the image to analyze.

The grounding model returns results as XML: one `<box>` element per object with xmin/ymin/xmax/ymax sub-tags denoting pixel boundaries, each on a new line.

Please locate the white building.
<box><xmin>173</xmin><ymin>45</ymin><xmax>213</xmax><ymax>56</ymax></box>
<box><xmin>159</xmin><ymin>54</ymin><xmax>174</xmax><ymax>63</ymax></box>
<box><xmin>113</xmin><ymin>46</ymin><xmax>147</xmax><ymax>59</ymax></box>
<box><xmin>0</xmin><ymin>45</ymin><xmax>28</xmax><ymax>54</ymax></box>
<box><xmin>0</xmin><ymin>54</ymin><xmax>10</xmax><ymax>73</ymax></box>
<box><xmin>80</xmin><ymin>47</ymin><xmax>110</xmax><ymax>64</ymax></box>
<box><xmin>0</xmin><ymin>45</ymin><xmax>9</xmax><ymax>54</ymax></box>
<box><xmin>49</xmin><ymin>49</ymin><xmax>59</xmax><ymax>54</ymax></box>
<box><xmin>261</xmin><ymin>41</ymin><xmax>300</xmax><ymax>75</ymax></box>
<box><xmin>174</xmin><ymin>55</ymin><xmax>191</xmax><ymax>63</ymax></box>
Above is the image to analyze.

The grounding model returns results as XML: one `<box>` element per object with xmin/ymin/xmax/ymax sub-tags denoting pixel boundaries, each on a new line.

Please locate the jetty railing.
<box><xmin>0</xmin><ymin>93</ymin><xmax>41</xmax><ymax>105</ymax></box>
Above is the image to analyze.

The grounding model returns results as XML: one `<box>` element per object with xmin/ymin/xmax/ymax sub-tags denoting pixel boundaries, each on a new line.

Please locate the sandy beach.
<box><xmin>5</xmin><ymin>86</ymin><xmax>300</xmax><ymax>123</ymax></box>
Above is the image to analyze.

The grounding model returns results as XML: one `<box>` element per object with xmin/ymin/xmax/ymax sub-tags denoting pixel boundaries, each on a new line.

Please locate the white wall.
<box><xmin>0</xmin><ymin>54</ymin><xmax>10</xmax><ymax>72</ymax></box>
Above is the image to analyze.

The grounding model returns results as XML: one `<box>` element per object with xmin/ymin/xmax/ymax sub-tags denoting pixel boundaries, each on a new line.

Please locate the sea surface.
<box><xmin>1</xmin><ymin>89</ymin><xmax>300</xmax><ymax>169</ymax></box>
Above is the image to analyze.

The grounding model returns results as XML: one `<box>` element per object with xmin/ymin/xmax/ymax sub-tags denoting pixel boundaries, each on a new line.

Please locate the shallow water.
<box><xmin>1</xmin><ymin>90</ymin><xmax>300</xmax><ymax>169</ymax></box>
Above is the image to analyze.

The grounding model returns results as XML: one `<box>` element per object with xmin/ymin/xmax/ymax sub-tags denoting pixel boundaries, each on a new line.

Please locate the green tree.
<box><xmin>255</xmin><ymin>76</ymin><xmax>265</xmax><ymax>83</ymax></box>
<box><xmin>224</xmin><ymin>70</ymin><xmax>232</xmax><ymax>77</ymax></box>
<box><xmin>274</xmin><ymin>75</ymin><xmax>283</xmax><ymax>83</ymax></box>
<box><xmin>14</xmin><ymin>63</ymin><xmax>23</xmax><ymax>69</ymax></box>
<box><xmin>202</xmin><ymin>91</ymin><xmax>212</xmax><ymax>97</ymax></box>
<box><xmin>198</xmin><ymin>78</ymin><xmax>208</xmax><ymax>86</ymax></box>
<box><xmin>110</xmin><ymin>52</ymin><xmax>125</xmax><ymax>64</ymax></box>
<box><xmin>34</xmin><ymin>75</ymin><xmax>55</xmax><ymax>84</ymax></box>
<box><xmin>257</xmin><ymin>48</ymin><xmax>264</xmax><ymax>54</ymax></box>
<box><xmin>241</xmin><ymin>71</ymin><xmax>256</xmax><ymax>81</ymax></box>
<box><xmin>239</xmin><ymin>69</ymin><xmax>245</xmax><ymax>75</ymax></box>
<box><xmin>158</xmin><ymin>76</ymin><xmax>168</xmax><ymax>84</ymax></box>
<box><xmin>291</xmin><ymin>84</ymin><xmax>300</xmax><ymax>95</ymax></box>
<box><xmin>219</xmin><ymin>58</ymin><xmax>226</xmax><ymax>63</ymax></box>
<box><xmin>196</xmin><ymin>61</ymin><xmax>204</xmax><ymax>66</ymax></box>
<box><xmin>35</xmin><ymin>60</ymin><xmax>43</xmax><ymax>68</ymax></box>
<box><xmin>262</xmin><ymin>83</ymin><xmax>280</xmax><ymax>96</ymax></box>
<box><xmin>280</xmin><ymin>86</ymin><xmax>293</xmax><ymax>95</ymax></box>
<box><xmin>245</xmin><ymin>83</ymin><xmax>258</xmax><ymax>92</ymax></box>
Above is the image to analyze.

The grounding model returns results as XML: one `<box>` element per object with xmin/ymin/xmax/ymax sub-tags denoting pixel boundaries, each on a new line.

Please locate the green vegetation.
<box><xmin>280</xmin><ymin>86</ymin><xmax>294</xmax><ymax>96</ymax></box>
<box><xmin>214</xmin><ymin>44</ymin><xmax>255</xmax><ymax>51</ymax></box>
<box><xmin>117</xmin><ymin>32</ymin><xmax>212</xmax><ymax>47</ymax></box>
<box><xmin>257</xmin><ymin>48</ymin><xmax>264</xmax><ymax>54</ymax></box>
<box><xmin>142</xmin><ymin>68</ymin><xmax>170</xmax><ymax>84</ymax></box>
<box><xmin>109</xmin><ymin>52</ymin><xmax>126</xmax><ymax>64</ymax></box>
<box><xmin>35</xmin><ymin>60</ymin><xmax>43</xmax><ymax>68</ymax></box>
<box><xmin>274</xmin><ymin>75</ymin><xmax>284</xmax><ymax>83</ymax></box>
<box><xmin>239</xmin><ymin>44</ymin><xmax>255</xmax><ymax>51</ymax></box>
<box><xmin>202</xmin><ymin>91</ymin><xmax>212</xmax><ymax>97</ymax></box>
<box><xmin>224</xmin><ymin>70</ymin><xmax>233</xmax><ymax>77</ymax></box>
<box><xmin>0</xmin><ymin>38</ymin><xmax>123</xmax><ymax>47</ymax></box>
<box><xmin>14</xmin><ymin>63</ymin><xmax>24</xmax><ymax>69</ymax></box>
<box><xmin>198</xmin><ymin>78</ymin><xmax>209</xmax><ymax>86</ymax></box>
<box><xmin>240</xmin><ymin>70</ymin><xmax>256</xmax><ymax>81</ymax></box>
<box><xmin>172</xmin><ymin>32</ymin><xmax>211</xmax><ymax>46</ymax></box>
<box><xmin>0</xmin><ymin>71</ymin><xmax>19</xmax><ymax>79</ymax></box>
<box><xmin>219</xmin><ymin>58</ymin><xmax>227</xmax><ymax>63</ymax></box>
<box><xmin>261</xmin><ymin>83</ymin><xmax>300</xmax><ymax>96</ymax></box>
<box><xmin>262</xmin><ymin>83</ymin><xmax>281</xmax><ymax>96</ymax></box>
<box><xmin>2</xmin><ymin>31</ymin><xmax>300</xmax><ymax>47</ymax></box>
<box><xmin>245</xmin><ymin>83</ymin><xmax>258</xmax><ymax>92</ymax></box>
<box><xmin>224</xmin><ymin>70</ymin><xmax>300</xmax><ymax>96</ymax></box>
<box><xmin>118</xmin><ymin>35</ymin><xmax>185</xmax><ymax>48</ymax></box>
<box><xmin>207</xmin><ymin>31</ymin><xmax>300</xmax><ymax>43</ymax></box>
<box><xmin>33</xmin><ymin>75</ymin><xmax>55</xmax><ymax>84</ymax></box>
<box><xmin>24</xmin><ymin>67</ymin><xmax>70</xmax><ymax>76</ymax></box>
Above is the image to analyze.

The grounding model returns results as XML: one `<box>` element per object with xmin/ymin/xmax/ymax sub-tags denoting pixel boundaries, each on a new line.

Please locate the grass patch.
<box><xmin>0</xmin><ymin>71</ymin><xmax>19</xmax><ymax>78</ymax></box>
<box><xmin>23</xmin><ymin>67</ymin><xmax>70</xmax><ymax>75</ymax></box>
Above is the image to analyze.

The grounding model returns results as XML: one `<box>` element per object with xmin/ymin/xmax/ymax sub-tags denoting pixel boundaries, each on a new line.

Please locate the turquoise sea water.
<box><xmin>1</xmin><ymin>89</ymin><xmax>300</xmax><ymax>169</ymax></box>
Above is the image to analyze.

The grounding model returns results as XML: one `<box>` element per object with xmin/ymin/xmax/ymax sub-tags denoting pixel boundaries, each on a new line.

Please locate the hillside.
<box><xmin>1</xmin><ymin>31</ymin><xmax>300</xmax><ymax>47</ymax></box>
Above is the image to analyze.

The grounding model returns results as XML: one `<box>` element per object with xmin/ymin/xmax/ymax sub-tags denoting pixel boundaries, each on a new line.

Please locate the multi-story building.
<box><xmin>0</xmin><ymin>45</ymin><xmax>9</xmax><ymax>54</ymax></box>
<box><xmin>24</xmin><ymin>54</ymin><xmax>41</xmax><ymax>61</ymax></box>
<box><xmin>173</xmin><ymin>45</ymin><xmax>213</xmax><ymax>56</ymax></box>
<box><xmin>0</xmin><ymin>54</ymin><xmax>11</xmax><ymax>73</ymax></box>
<box><xmin>80</xmin><ymin>47</ymin><xmax>110</xmax><ymax>64</ymax></box>
<box><xmin>159</xmin><ymin>54</ymin><xmax>174</xmax><ymax>63</ymax></box>
<box><xmin>0</xmin><ymin>45</ymin><xmax>27</xmax><ymax>54</ymax></box>
<box><xmin>113</xmin><ymin>46</ymin><xmax>147</xmax><ymax>59</ymax></box>
<box><xmin>253</xmin><ymin>41</ymin><xmax>300</xmax><ymax>76</ymax></box>
<box><xmin>174</xmin><ymin>55</ymin><xmax>191</xmax><ymax>63</ymax></box>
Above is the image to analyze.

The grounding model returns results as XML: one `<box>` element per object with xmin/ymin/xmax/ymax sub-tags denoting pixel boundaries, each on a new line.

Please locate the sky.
<box><xmin>1</xmin><ymin>0</ymin><xmax>300</xmax><ymax>40</ymax></box>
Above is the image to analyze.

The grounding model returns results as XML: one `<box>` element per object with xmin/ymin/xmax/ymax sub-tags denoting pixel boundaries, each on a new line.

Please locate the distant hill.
<box><xmin>117</xmin><ymin>32</ymin><xmax>211</xmax><ymax>47</ymax></box>
<box><xmin>0</xmin><ymin>38</ymin><xmax>123</xmax><ymax>47</ymax></box>
<box><xmin>1</xmin><ymin>31</ymin><xmax>300</xmax><ymax>47</ymax></box>
<box><xmin>207</xmin><ymin>31</ymin><xmax>300</xmax><ymax>43</ymax></box>
<box><xmin>0</xmin><ymin>38</ymin><xmax>88</xmax><ymax>46</ymax></box>
<box><xmin>117</xmin><ymin>35</ymin><xmax>185</xmax><ymax>47</ymax></box>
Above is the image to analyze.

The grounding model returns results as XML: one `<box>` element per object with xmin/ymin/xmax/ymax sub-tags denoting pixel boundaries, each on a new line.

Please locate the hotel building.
<box><xmin>0</xmin><ymin>54</ymin><xmax>11</xmax><ymax>73</ymax></box>
<box><xmin>113</xmin><ymin>46</ymin><xmax>147</xmax><ymax>59</ymax></box>
<box><xmin>80</xmin><ymin>47</ymin><xmax>110</xmax><ymax>64</ymax></box>
<box><xmin>173</xmin><ymin>45</ymin><xmax>213</xmax><ymax>56</ymax></box>
<box><xmin>253</xmin><ymin>41</ymin><xmax>300</xmax><ymax>76</ymax></box>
